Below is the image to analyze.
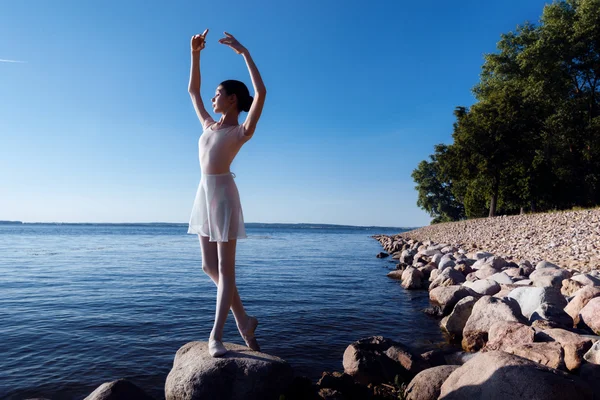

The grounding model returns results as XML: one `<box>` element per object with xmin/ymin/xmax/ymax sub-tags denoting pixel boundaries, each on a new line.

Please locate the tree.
<box><xmin>411</xmin><ymin>144</ymin><xmax>466</xmax><ymax>224</ymax></box>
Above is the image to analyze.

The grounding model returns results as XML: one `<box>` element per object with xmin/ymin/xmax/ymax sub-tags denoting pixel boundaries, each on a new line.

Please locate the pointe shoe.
<box><xmin>208</xmin><ymin>339</ymin><xmax>227</xmax><ymax>357</ymax></box>
<box><xmin>239</xmin><ymin>316</ymin><xmax>260</xmax><ymax>351</ymax></box>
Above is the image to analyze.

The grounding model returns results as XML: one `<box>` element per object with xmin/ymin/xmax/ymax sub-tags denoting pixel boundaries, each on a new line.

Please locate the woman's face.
<box><xmin>211</xmin><ymin>86</ymin><xmax>236</xmax><ymax>114</ymax></box>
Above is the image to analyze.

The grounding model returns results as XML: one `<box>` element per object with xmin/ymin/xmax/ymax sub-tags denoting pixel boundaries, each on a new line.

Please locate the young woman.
<box><xmin>187</xmin><ymin>29</ymin><xmax>266</xmax><ymax>357</ymax></box>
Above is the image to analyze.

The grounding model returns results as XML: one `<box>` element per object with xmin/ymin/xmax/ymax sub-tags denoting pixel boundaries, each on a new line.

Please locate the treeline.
<box><xmin>413</xmin><ymin>0</ymin><xmax>600</xmax><ymax>223</ymax></box>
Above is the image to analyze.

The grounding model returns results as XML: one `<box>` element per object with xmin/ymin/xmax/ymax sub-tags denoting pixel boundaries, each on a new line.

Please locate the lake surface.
<box><xmin>0</xmin><ymin>223</ymin><xmax>444</xmax><ymax>399</ymax></box>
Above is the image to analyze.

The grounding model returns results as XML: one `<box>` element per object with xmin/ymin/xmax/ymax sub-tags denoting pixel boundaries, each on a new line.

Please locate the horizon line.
<box><xmin>0</xmin><ymin>220</ymin><xmax>419</xmax><ymax>230</ymax></box>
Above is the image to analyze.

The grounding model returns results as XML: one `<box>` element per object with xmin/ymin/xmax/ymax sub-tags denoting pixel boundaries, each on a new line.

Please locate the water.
<box><xmin>0</xmin><ymin>223</ymin><xmax>444</xmax><ymax>400</ymax></box>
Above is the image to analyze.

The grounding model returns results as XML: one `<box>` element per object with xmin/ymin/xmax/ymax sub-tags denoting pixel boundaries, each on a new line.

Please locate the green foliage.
<box><xmin>413</xmin><ymin>0</ymin><xmax>600</xmax><ymax>220</ymax></box>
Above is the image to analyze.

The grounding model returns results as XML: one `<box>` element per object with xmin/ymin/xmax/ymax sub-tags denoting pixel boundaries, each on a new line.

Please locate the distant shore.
<box><xmin>396</xmin><ymin>209</ymin><xmax>600</xmax><ymax>273</ymax></box>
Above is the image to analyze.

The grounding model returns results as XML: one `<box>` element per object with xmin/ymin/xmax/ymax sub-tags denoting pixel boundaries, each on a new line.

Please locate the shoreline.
<box><xmin>368</xmin><ymin>210</ymin><xmax>600</xmax><ymax>398</ymax></box>
<box><xmin>395</xmin><ymin>209</ymin><xmax>600</xmax><ymax>273</ymax></box>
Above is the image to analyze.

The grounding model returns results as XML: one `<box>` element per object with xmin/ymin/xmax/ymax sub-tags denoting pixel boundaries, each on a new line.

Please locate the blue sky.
<box><xmin>0</xmin><ymin>0</ymin><xmax>551</xmax><ymax>227</ymax></box>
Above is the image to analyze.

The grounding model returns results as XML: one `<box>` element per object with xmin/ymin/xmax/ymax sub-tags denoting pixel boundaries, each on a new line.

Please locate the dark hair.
<box><xmin>220</xmin><ymin>80</ymin><xmax>253</xmax><ymax>112</ymax></box>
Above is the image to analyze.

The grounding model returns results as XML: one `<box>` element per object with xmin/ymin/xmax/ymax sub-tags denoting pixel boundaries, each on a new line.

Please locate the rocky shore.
<box><xmin>372</xmin><ymin>227</ymin><xmax>600</xmax><ymax>399</ymax></box>
<box><xmin>394</xmin><ymin>209</ymin><xmax>600</xmax><ymax>272</ymax></box>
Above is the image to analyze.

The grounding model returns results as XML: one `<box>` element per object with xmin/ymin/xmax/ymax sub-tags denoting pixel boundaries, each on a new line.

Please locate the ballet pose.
<box><xmin>187</xmin><ymin>29</ymin><xmax>266</xmax><ymax>357</ymax></box>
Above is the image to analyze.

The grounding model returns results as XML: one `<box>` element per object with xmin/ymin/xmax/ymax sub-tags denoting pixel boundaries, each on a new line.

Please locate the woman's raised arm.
<box><xmin>188</xmin><ymin>29</ymin><xmax>213</xmax><ymax>129</ymax></box>
<box><xmin>218</xmin><ymin>32</ymin><xmax>266</xmax><ymax>137</ymax></box>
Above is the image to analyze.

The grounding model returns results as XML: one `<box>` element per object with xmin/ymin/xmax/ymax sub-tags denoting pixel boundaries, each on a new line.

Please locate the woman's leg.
<box><xmin>210</xmin><ymin>239</ymin><xmax>238</xmax><ymax>341</ymax></box>
<box><xmin>198</xmin><ymin>235</ymin><xmax>249</xmax><ymax>335</ymax></box>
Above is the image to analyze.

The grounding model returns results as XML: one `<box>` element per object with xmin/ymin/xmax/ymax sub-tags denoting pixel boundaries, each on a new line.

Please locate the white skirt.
<box><xmin>187</xmin><ymin>172</ymin><xmax>247</xmax><ymax>242</ymax></box>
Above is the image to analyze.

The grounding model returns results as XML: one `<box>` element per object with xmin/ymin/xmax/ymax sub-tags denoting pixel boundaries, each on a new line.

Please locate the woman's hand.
<box><xmin>191</xmin><ymin>29</ymin><xmax>209</xmax><ymax>53</ymax></box>
<box><xmin>218</xmin><ymin>32</ymin><xmax>247</xmax><ymax>55</ymax></box>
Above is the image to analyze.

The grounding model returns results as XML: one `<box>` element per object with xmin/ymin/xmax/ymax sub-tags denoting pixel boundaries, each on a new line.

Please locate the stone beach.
<box><xmin>370</xmin><ymin>209</ymin><xmax>600</xmax><ymax>399</ymax></box>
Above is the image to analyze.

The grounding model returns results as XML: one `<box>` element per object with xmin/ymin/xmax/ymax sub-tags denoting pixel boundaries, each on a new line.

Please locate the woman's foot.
<box><xmin>208</xmin><ymin>338</ymin><xmax>227</xmax><ymax>357</ymax></box>
<box><xmin>238</xmin><ymin>315</ymin><xmax>260</xmax><ymax>351</ymax></box>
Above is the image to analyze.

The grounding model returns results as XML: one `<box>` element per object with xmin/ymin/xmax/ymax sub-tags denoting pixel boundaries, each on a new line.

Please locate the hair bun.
<box><xmin>243</xmin><ymin>95</ymin><xmax>254</xmax><ymax>112</ymax></box>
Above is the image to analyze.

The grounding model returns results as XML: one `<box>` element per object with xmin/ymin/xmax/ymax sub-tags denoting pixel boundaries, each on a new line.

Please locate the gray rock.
<box><xmin>508</xmin><ymin>286</ymin><xmax>567</xmax><ymax>319</ymax></box>
<box><xmin>483</xmin><ymin>321</ymin><xmax>535</xmax><ymax>352</ymax></box>
<box><xmin>536</xmin><ymin>260</ymin><xmax>561</xmax><ymax>270</ymax></box>
<box><xmin>564</xmin><ymin>286</ymin><xmax>600</xmax><ymax>324</ymax></box>
<box><xmin>580</xmin><ymin>297</ymin><xmax>600</xmax><ymax>335</ymax></box>
<box><xmin>400</xmin><ymin>249</ymin><xmax>417</xmax><ymax>265</ymax></box>
<box><xmin>514</xmin><ymin>279</ymin><xmax>533</xmax><ymax>286</ymax></box>
<box><xmin>529</xmin><ymin>268</ymin><xmax>571</xmax><ymax>288</ymax></box>
<box><xmin>164</xmin><ymin>341</ymin><xmax>293</xmax><ymax>400</ymax></box>
<box><xmin>84</xmin><ymin>379</ymin><xmax>155</xmax><ymax>400</ymax></box>
<box><xmin>572</xmin><ymin>273</ymin><xmax>600</xmax><ymax>287</ymax></box>
<box><xmin>430</xmin><ymin>286</ymin><xmax>474</xmax><ymax>316</ymax></box>
<box><xmin>584</xmin><ymin>340</ymin><xmax>600</xmax><ymax>365</ymax></box>
<box><xmin>429</xmin><ymin>268</ymin><xmax>441</xmax><ymax>282</ymax></box>
<box><xmin>438</xmin><ymin>258</ymin><xmax>456</xmax><ymax>271</ymax></box>
<box><xmin>440</xmin><ymin>296</ymin><xmax>477</xmax><ymax>339</ymax></box>
<box><xmin>438</xmin><ymin>351</ymin><xmax>593</xmax><ymax>400</ymax></box>
<box><xmin>503</xmin><ymin>342</ymin><xmax>565</xmax><ymax>370</ymax></box>
<box><xmin>488</xmin><ymin>272</ymin><xmax>513</xmax><ymax>285</ymax></box>
<box><xmin>474</xmin><ymin>265</ymin><xmax>498</xmax><ymax>280</ymax></box>
<box><xmin>405</xmin><ymin>365</ymin><xmax>460</xmax><ymax>400</ymax></box>
<box><xmin>387</xmin><ymin>270</ymin><xmax>404</xmax><ymax>280</ymax></box>
<box><xmin>462</xmin><ymin>296</ymin><xmax>527</xmax><ymax>352</ymax></box>
<box><xmin>429</xmin><ymin>267</ymin><xmax>466</xmax><ymax>290</ymax></box>
<box><xmin>530</xmin><ymin>303</ymin><xmax>574</xmax><ymax>327</ymax></box>
<box><xmin>474</xmin><ymin>251</ymin><xmax>494</xmax><ymax>260</ymax></box>
<box><xmin>431</xmin><ymin>253</ymin><xmax>443</xmax><ymax>265</ymax></box>
<box><xmin>467</xmin><ymin>279</ymin><xmax>501</xmax><ymax>296</ymax></box>
<box><xmin>538</xmin><ymin>328</ymin><xmax>594</xmax><ymax>371</ymax></box>
<box><xmin>401</xmin><ymin>267</ymin><xmax>425</xmax><ymax>290</ymax></box>
<box><xmin>342</xmin><ymin>336</ymin><xmax>429</xmax><ymax>385</ymax></box>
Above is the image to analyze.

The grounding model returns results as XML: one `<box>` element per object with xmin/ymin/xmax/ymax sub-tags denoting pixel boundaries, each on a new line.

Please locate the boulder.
<box><xmin>440</xmin><ymin>296</ymin><xmax>478</xmax><ymax>339</ymax></box>
<box><xmin>429</xmin><ymin>268</ymin><xmax>466</xmax><ymax>290</ymax></box>
<box><xmin>504</xmin><ymin>268</ymin><xmax>522</xmax><ymax>278</ymax></box>
<box><xmin>453</xmin><ymin>262</ymin><xmax>473</xmax><ymax>276</ymax></box>
<box><xmin>530</xmin><ymin>303</ymin><xmax>574</xmax><ymax>327</ymax></box>
<box><xmin>538</xmin><ymin>329</ymin><xmax>594</xmax><ymax>371</ymax></box>
<box><xmin>571</xmin><ymin>274</ymin><xmax>600</xmax><ymax>287</ymax></box>
<box><xmin>84</xmin><ymin>379</ymin><xmax>155</xmax><ymax>400</ymax></box>
<box><xmin>387</xmin><ymin>270</ymin><xmax>404</xmax><ymax>280</ymax></box>
<box><xmin>342</xmin><ymin>336</ymin><xmax>429</xmax><ymax>385</ymax></box>
<box><xmin>438</xmin><ymin>351</ymin><xmax>593</xmax><ymax>399</ymax></box>
<box><xmin>316</xmin><ymin>372</ymin><xmax>370</xmax><ymax>400</ymax></box>
<box><xmin>535</xmin><ymin>260</ymin><xmax>561</xmax><ymax>270</ymax></box>
<box><xmin>508</xmin><ymin>287</ymin><xmax>567</xmax><ymax>320</ymax></box>
<box><xmin>164</xmin><ymin>342</ymin><xmax>293</xmax><ymax>400</ymax></box>
<box><xmin>504</xmin><ymin>342</ymin><xmax>565</xmax><ymax>370</ymax></box>
<box><xmin>474</xmin><ymin>266</ymin><xmax>498</xmax><ymax>280</ymax></box>
<box><xmin>462</xmin><ymin>296</ymin><xmax>527</xmax><ymax>352</ymax></box>
<box><xmin>483</xmin><ymin>321</ymin><xmax>534</xmax><ymax>352</ymax></box>
<box><xmin>564</xmin><ymin>286</ymin><xmax>600</xmax><ymax>324</ymax></box>
<box><xmin>466</xmin><ymin>279</ymin><xmax>501</xmax><ymax>296</ymax></box>
<box><xmin>438</xmin><ymin>255</ymin><xmax>456</xmax><ymax>271</ymax></box>
<box><xmin>529</xmin><ymin>268</ymin><xmax>571</xmax><ymax>288</ymax></box>
<box><xmin>376</xmin><ymin>252</ymin><xmax>389</xmax><ymax>258</ymax></box>
<box><xmin>401</xmin><ymin>267</ymin><xmax>425</xmax><ymax>290</ymax></box>
<box><xmin>400</xmin><ymin>249</ymin><xmax>416</xmax><ymax>265</ymax></box>
<box><xmin>431</xmin><ymin>253</ymin><xmax>444</xmax><ymax>266</ymax></box>
<box><xmin>429</xmin><ymin>286</ymin><xmax>474</xmax><ymax>316</ymax></box>
<box><xmin>404</xmin><ymin>365</ymin><xmax>460</xmax><ymax>400</ymax></box>
<box><xmin>579</xmin><ymin>297</ymin><xmax>600</xmax><ymax>335</ymax></box>
<box><xmin>518</xmin><ymin>260</ymin><xmax>535</xmax><ymax>277</ymax></box>
<box><xmin>562</xmin><ymin>279</ymin><xmax>585</xmax><ymax>296</ymax></box>
<box><xmin>429</xmin><ymin>269</ymin><xmax>441</xmax><ymax>282</ymax></box>
<box><xmin>418</xmin><ymin>263</ymin><xmax>437</xmax><ymax>280</ymax></box>
<box><xmin>584</xmin><ymin>340</ymin><xmax>600</xmax><ymax>364</ymax></box>
<box><xmin>487</xmin><ymin>272</ymin><xmax>513</xmax><ymax>285</ymax></box>
<box><xmin>514</xmin><ymin>279</ymin><xmax>533</xmax><ymax>286</ymax></box>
